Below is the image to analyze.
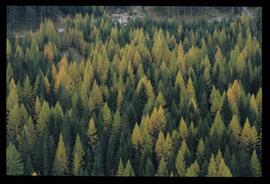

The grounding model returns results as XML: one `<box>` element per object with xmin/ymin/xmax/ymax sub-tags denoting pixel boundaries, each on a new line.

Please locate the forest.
<box><xmin>6</xmin><ymin>6</ymin><xmax>262</xmax><ymax>176</ymax></box>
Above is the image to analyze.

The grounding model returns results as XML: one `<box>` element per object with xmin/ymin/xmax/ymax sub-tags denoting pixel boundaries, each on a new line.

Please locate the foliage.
<box><xmin>6</xmin><ymin>6</ymin><xmax>261</xmax><ymax>176</ymax></box>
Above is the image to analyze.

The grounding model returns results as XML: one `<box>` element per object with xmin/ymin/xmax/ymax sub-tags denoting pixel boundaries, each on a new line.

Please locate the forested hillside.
<box><xmin>6</xmin><ymin>6</ymin><xmax>262</xmax><ymax>176</ymax></box>
<box><xmin>7</xmin><ymin>6</ymin><xmax>261</xmax><ymax>33</ymax></box>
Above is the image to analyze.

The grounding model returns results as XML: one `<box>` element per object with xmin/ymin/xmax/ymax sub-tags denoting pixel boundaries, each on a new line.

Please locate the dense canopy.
<box><xmin>6</xmin><ymin>6</ymin><xmax>262</xmax><ymax>176</ymax></box>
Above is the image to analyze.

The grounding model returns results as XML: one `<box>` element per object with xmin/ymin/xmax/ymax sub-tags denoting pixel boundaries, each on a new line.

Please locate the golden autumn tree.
<box><xmin>54</xmin><ymin>55</ymin><xmax>73</xmax><ymax>96</ymax></box>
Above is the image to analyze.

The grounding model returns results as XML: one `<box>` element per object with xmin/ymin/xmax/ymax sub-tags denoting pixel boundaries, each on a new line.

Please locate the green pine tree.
<box><xmin>116</xmin><ymin>158</ymin><xmax>125</xmax><ymax>176</ymax></box>
<box><xmin>53</xmin><ymin>133</ymin><xmax>68</xmax><ymax>175</ymax></box>
<box><xmin>72</xmin><ymin>134</ymin><xmax>85</xmax><ymax>176</ymax></box>
<box><xmin>156</xmin><ymin>156</ymin><xmax>168</xmax><ymax>176</ymax></box>
<box><xmin>250</xmin><ymin>149</ymin><xmax>261</xmax><ymax>176</ymax></box>
<box><xmin>144</xmin><ymin>158</ymin><xmax>154</xmax><ymax>176</ymax></box>
<box><xmin>6</xmin><ymin>142</ymin><xmax>24</xmax><ymax>175</ymax></box>
<box><xmin>124</xmin><ymin>160</ymin><xmax>135</xmax><ymax>176</ymax></box>
<box><xmin>175</xmin><ymin>149</ymin><xmax>186</xmax><ymax>176</ymax></box>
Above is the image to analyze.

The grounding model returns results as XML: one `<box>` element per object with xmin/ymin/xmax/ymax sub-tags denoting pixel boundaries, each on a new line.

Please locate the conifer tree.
<box><xmin>186</xmin><ymin>77</ymin><xmax>196</xmax><ymax>99</ymax></box>
<box><xmin>112</xmin><ymin>110</ymin><xmax>121</xmax><ymax>136</ymax></box>
<box><xmin>228</xmin><ymin>115</ymin><xmax>241</xmax><ymax>144</ymax></box>
<box><xmin>241</xmin><ymin>118</ymin><xmax>253</xmax><ymax>146</ymax></box>
<box><xmin>175</xmin><ymin>135</ymin><xmax>184</xmax><ymax>159</ymax></box>
<box><xmin>23</xmin><ymin>75</ymin><xmax>33</xmax><ymax>109</ymax></box>
<box><xmin>179</xmin><ymin>117</ymin><xmax>188</xmax><ymax>141</ymax></box>
<box><xmin>53</xmin><ymin>133</ymin><xmax>68</xmax><ymax>175</ymax></box>
<box><xmin>193</xmin><ymin>160</ymin><xmax>200</xmax><ymax>175</ymax></box>
<box><xmin>7</xmin><ymin>104</ymin><xmax>21</xmax><ymax>142</ymax></box>
<box><xmin>34</xmin><ymin>96</ymin><xmax>41</xmax><ymax>120</ymax></box>
<box><xmin>209</xmin><ymin>111</ymin><xmax>226</xmax><ymax>151</ymax></box>
<box><xmin>144</xmin><ymin>158</ymin><xmax>154</xmax><ymax>176</ymax></box>
<box><xmin>163</xmin><ymin>133</ymin><xmax>173</xmax><ymax>161</ymax></box>
<box><xmin>196</xmin><ymin>138</ymin><xmax>205</xmax><ymax>164</ymax></box>
<box><xmin>124</xmin><ymin>160</ymin><xmax>135</xmax><ymax>176</ymax></box>
<box><xmin>216</xmin><ymin>157</ymin><xmax>232</xmax><ymax>177</ymax></box>
<box><xmin>256</xmin><ymin>88</ymin><xmax>262</xmax><ymax>115</ymax></box>
<box><xmin>91</xmin><ymin>142</ymin><xmax>104</xmax><ymax>176</ymax></box>
<box><xmin>87</xmin><ymin>117</ymin><xmax>98</xmax><ymax>152</ymax></box>
<box><xmin>116</xmin><ymin>89</ymin><xmax>123</xmax><ymax>110</ymax></box>
<box><xmin>17</xmin><ymin>125</ymin><xmax>32</xmax><ymax>175</ymax></box>
<box><xmin>175</xmin><ymin>149</ymin><xmax>186</xmax><ymax>176</ymax></box>
<box><xmin>207</xmin><ymin>154</ymin><xmax>217</xmax><ymax>176</ymax></box>
<box><xmin>90</xmin><ymin>80</ymin><xmax>104</xmax><ymax>110</ymax></box>
<box><xmin>7</xmin><ymin>142</ymin><xmax>24</xmax><ymax>175</ymax></box>
<box><xmin>156</xmin><ymin>156</ymin><xmax>168</xmax><ymax>176</ymax></box>
<box><xmin>175</xmin><ymin>70</ymin><xmax>185</xmax><ymax>90</ymax></box>
<box><xmin>6</xmin><ymin>63</ymin><xmax>13</xmax><ymax>84</ymax></box>
<box><xmin>210</xmin><ymin>86</ymin><xmax>224</xmax><ymax>114</ymax></box>
<box><xmin>156</xmin><ymin>92</ymin><xmax>166</xmax><ymax>108</ymax></box>
<box><xmin>102</xmin><ymin>103</ymin><xmax>112</xmax><ymax>132</ymax></box>
<box><xmin>250</xmin><ymin>149</ymin><xmax>261</xmax><ymax>177</ymax></box>
<box><xmin>7</xmin><ymin>79</ymin><xmax>19</xmax><ymax>113</ymax></box>
<box><xmin>36</xmin><ymin>101</ymin><xmax>51</xmax><ymax>136</ymax></box>
<box><xmin>116</xmin><ymin>158</ymin><xmax>125</xmax><ymax>176</ymax></box>
<box><xmin>148</xmin><ymin>106</ymin><xmax>167</xmax><ymax>136</ymax></box>
<box><xmin>155</xmin><ymin>131</ymin><xmax>165</xmax><ymax>161</ymax></box>
<box><xmin>131</xmin><ymin>123</ymin><xmax>143</xmax><ymax>151</ymax></box>
<box><xmin>185</xmin><ymin>163</ymin><xmax>198</xmax><ymax>177</ymax></box>
<box><xmin>72</xmin><ymin>134</ymin><xmax>85</xmax><ymax>176</ymax></box>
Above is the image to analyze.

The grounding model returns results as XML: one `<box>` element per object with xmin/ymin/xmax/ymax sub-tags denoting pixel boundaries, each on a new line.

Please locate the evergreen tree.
<box><xmin>124</xmin><ymin>160</ymin><xmax>135</xmax><ymax>176</ymax></box>
<box><xmin>209</xmin><ymin>111</ymin><xmax>226</xmax><ymax>151</ymax></box>
<box><xmin>87</xmin><ymin>117</ymin><xmax>98</xmax><ymax>152</ymax></box>
<box><xmin>175</xmin><ymin>149</ymin><xmax>186</xmax><ymax>176</ymax></box>
<box><xmin>155</xmin><ymin>131</ymin><xmax>165</xmax><ymax>161</ymax></box>
<box><xmin>102</xmin><ymin>103</ymin><xmax>112</xmax><ymax>132</ymax></box>
<box><xmin>6</xmin><ymin>63</ymin><xmax>13</xmax><ymax>84</ymax></box>
<box><xmin>175</xmin><ymin>70</ymin><xmax>185</xmax><ymax>90</ymax></box>
<box><xmin>36</xmin><ymin>101</ymin><xmax>51</xmax><ymax>136</ymax></box>
<box><xmin>179</xmin><ymin>117</ymin><xmax>188</xmax><ymax>141</ymax></box>
<box><xmin>34</xmin><ymin>96</ymin><xmax>42</xmax><ymax>121</ymax></box>
<box><xmin>116</xmin><ymin>158</ymin><xmax>125</xmax><ymax>176</ymax></box>
<box><xmin>6</xmin><ymin>142</ymin><xmax>24</xmax><ymax>175</ymax></box>
<box><xmin>210</xmin><ymin>86</ymin><xmax>224</xmax><ymax>114</ymax></box>
<box><xmin>241</xmin><ymin>118</ymin><xmax>253</xmax><ymax>147</ymax></box>
<box><xmin>7</xmin><ymin>104</ymin><xmax>21</xmax><ymax>142</ymax></box>
<box><xmin>196</xmin><ymin>138</ymin><xmax>205</xmax><ymax>164</ymax></box>
<box><xmin>72</xmin><ymin>134</ymin><xmax>85</xmax><ymax>176</ymax></box>
<box><xmin>144</xmin><ymin>158</ymin><xmax>154</xmax><ymax>176</ymax></box>
<box><xmin>250</xmin><ymin>149</ymin><xmax>261</xmax><ymax>177</ymax></box>
<box><xmin>179</xmin><ymin>140</ymin><xmax>190</xmax><ymax>162</ymax></box>
<box><xmin>185</xmin><ymin>163</ymin><xmax>198</xmax><ymax>177</ymax></box>
<box><xmin>7</xmin><ymin>79</ymin><xmax>19</xmax><ymax>113</ymax></box>
<box><xmin>116</xmin><ymin>89</ymin><xmax>123</xmax><ymax>110</ymax></box>
<box><xmin>163</xmin><ymin>132</ymin><xmax>173</xmax><ymax>161</ymax></box>
<box><xmin>131</xmin><ymin>123</ymin><xmax>143</xmax><ymax>151</ymax></box>
<box><xmin>17</xmin><ymin>125</ymin><xmax>32</xmax><ymax>175</ymax></box>
<box><xmin>90</xmin><ymin>80</ymin><xmax>104</xmax><ymax>110</ymax></box>
<box><xmin>228</xmin><ymin>115</ymin><xmax>241</xmax><ymax>144</ymax></box>
<box><xmin>156</xmin><ymin>156</ymin><xmax>168</xmax><ymax>176</ymax></box>
<box><xmin>91</xmin><ymin>142</ymin><xmax>104</xmax><ymax>176</ymax></box>
<box><xmin>216</xmin><ymin>157</ymin><xmax>232</xmax><ymax>177</ymax></box>
<box><xmin>53</xmin><ymin>133</ymin><xmax>68</xmax><ymax>175</ymax></box>
<box><xmin>207</xmin><ymin>154</ymin><xmax>217</xmax><ymax>176</ymax></box>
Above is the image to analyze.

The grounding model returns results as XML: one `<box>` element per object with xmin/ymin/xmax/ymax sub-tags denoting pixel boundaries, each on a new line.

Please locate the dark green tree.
<box><xmin>7</xmin><ymin>142</ymin><xmax>24</xmax><ymax>175</ymax></box>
